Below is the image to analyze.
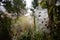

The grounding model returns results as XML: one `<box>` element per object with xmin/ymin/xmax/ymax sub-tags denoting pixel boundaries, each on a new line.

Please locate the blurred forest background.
<box><xmin>0</xmin><ymin>0</ymin><xmax>60</xmax><ymax>40</ymax></box>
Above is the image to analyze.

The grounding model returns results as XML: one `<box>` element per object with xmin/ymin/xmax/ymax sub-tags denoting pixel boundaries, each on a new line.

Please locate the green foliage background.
<box><xmin>0</xmin><ymin>0</ymin><xmax>60</xmax><ymax>40</ymax></box>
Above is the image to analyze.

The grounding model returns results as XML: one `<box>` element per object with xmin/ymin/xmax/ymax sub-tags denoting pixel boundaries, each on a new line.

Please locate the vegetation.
<box><xmin>0</xmin><ymin>0</ymin><xmax>60</xmax><ymax>40</ymax></box>
<box><xmin>0</xmin><ymin>0</ymin><xmax>26</xmax><ymax>40</ymax></box>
